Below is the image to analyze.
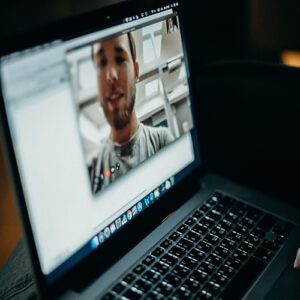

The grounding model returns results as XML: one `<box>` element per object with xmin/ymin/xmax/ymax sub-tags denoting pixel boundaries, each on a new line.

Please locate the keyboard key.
<box><xmin>258</xmin><ymin>214</ymin><xmax>278</xmax><ymax>231</ymax></box>
<box><xmin>142</xmin><ymin>270</ymin><xmax>161</xmax><ymax>284</ymax></box>
<box><xmin>231</xmin><ymin>203</ymin><xmax>249</xmax><ymax>217</ymax></box>
<box><xmin>177</xmin><ymin>224</ymin><xmax>189</xmax><ymax>234</ymax></box>
<box><xmin>152</xmin><ymin>262</ymin><xmax>169</xmax><ymax>275</ymax></box>
<box><xmin>147</xmin><ymin>291</ymin><xmax>164</xmax><ymax>300</ymax></box>
<box><xmin>197</xmin><ymin>241</ymin><xmax>213</xmax><ymax>253</ymax></box>
<box><xmin>219</xmin><ymin>257</ymin><xmax>266</xmax><ymax>300</ymax></box>
<box><xmin>169</xmin><ymin>246</ymin><xmax>186</xmax><ymax>258</ymax></box>
<box><xmin>214</xmin><ymin>204</ymin><xmax>228</xmax><ymax>214</ymax></box>
<box><xmin>225</xmin><ymin>257</ymin><xmax>242</xmax><ymax>269</ymax></box>
<box><xmin>240</xmin><ymin>217</ymin><xmax>255</xmax><ymax>229</ymax></box>
<box><xmin>218</xmin><ymin>265</ymin><xmax>235</xmax><ymax>278</ymax></box>
<box><xmin>142</xmin><ymin>255</ymin><xmax>155</xmax><ymax>266</ymax></box>
<box><xmin>226</xmin><ymin>212</ymin><xmax>239</xmax><ymax>223</ymax></box>
<box><xmin>272</xmin><ymin>220</ymin><xmax>293</xmax><ymax>236</ymax></box>
<box><xmin>182</xmin><ymin>278</ymin><xmax>201</xmax><ymax>292</ymax></box>
<box><xmin>152</xmin><ymin>247</ymin><xmax>164</xmax><ymax>258</ymax></box>
<box><xmin>219</xmin><ymin>219</ymin><xmax>233</xmax><ymax>230</ymax></box>
<box><xmin>191</xmin><ymin>270</ymin><xmax>208</xmax><ymax>283</ymax></box>
<box><xmin>160</xmin><ymin>239</ymin><xmax>172</xmax><ymax>249</ymax></box>
<box><xmin>232</xmin><ymin>249</ymin><xmax>248</xmax><ymax>261</ymax></box>
<box><xmin>169</xmin><ymin>231</ymin><xmax>181</xmax><ymax>241</ymax></box>
<box><xmin>185</xmin><ymin>217</ymin><xmax>196</xmax><ymax>226</ymax></box>
<box><xmin>112</xmin><ymin>282</ymin><xmax>126</xmax><ymax>293</ymax></box>
<box><xmin>211</xmin><ymin>273</ymin><xmax>228</xmax><ymax>287</ymax></box>
<box><xmin>161</xmin><ymin>253</ymin><xmax>178</xmax><ymax>266</ymax></box>
<box><xmin>206</xmin><ymin>254</ymin><xmax>222</xmax><ymax>267</ymax></box>
<box><xmin>172</xmin><ymin>265</ymin><xmax>190</xmax><ymax>279</ymax></box>
<box><xmin>133</xmin><ymin>264</ymin><xmax>146</xmax><ymax>275</ymax></box>
<box><xmin>210</xmin><ymin>226</ymin><xmax>227</xmax><ymax>239</ymax></box>
<box><xmin>246</xmin><ymin>207</ymin><xmax>263</xmax><ymax>222</ymax></box>
<box><xmin>251</xmin><ymin>227</ymin><xmax>266</xmax><ymax>238</ymax></box>
<box><xmin>172</xmin><ymin>287</ymin><xmax>191</xmax><ymax>299</ymax></box>
<box><xmin>254</xmin><ymin>247</ymin><xmax>274</xmax><ymax>262</ymax></box>
<box><xmin>123</xmin><ymin>273</ymin><xmax>136</xmax><ymax>284</ymax></box>
<box><xmin>193</xmin><ymin>224</ymin><xmax>208</xmax><ymax>235</ymax></box>
<box><xmin>245</xmin><ymin>233</ymin><xmax>261</xmax><ymax>245</ymax></box>
<box><xmin>199</xmin><ymin>261</ymin><xmax>215</xmax><ymax>275</ymax></box>
<box><xmin>233</xmin><ymin>224</ymin><xmax>248</xmax><ymax>235</ymax></box>
<box><xmin>154</xmin><ymin>282</ymin><xmax>174</xmax><ymax>296</ymax></box>
<box><xmin>189</xmin><ymin>249</ymin><xmax>206</xmax><ymax>262</ymax></box>
<box><xmin>181</xmin><ymin>256</ymin><xmax>198</xmax><ymax>269</ymax></box>
<box><xmin>177</xmin><ymin>238</ymin><xmax>194</xmax><ymax>250</ymax></box>
<box><xmin>204</xmin><ymin>234</ymin><xmax>220</xmax><ymax>246</ymax></box>
<box><xmin>195</xmin><ymin>289</ymin><xmax>213</xmax><ymax>299</ymax></box>
<box><xmin>193</xmin><ymin>210</ymin><xmax>203</xmax><ymax>219</ymax></box>
<box><xmin>261</xmin><ymin>240</ymin><xmax>278</xmax><ymax>251</ymax></box>
<box><xmin>220</xmin><ymin>238</ymin><xmax>236</xmax><ymax>251</ymax></box>
<box><xmin>199</xmin><ymin>203</ymin><xmax>212</xmax><ymax>213</ymax></box>
<box><xmin>213</xmin><ymin>246</ymin><xmax>230</xmax><ymax>258</ymax></box>
<box><xmin>164</xmin><ymin>273</ymin><xmax>182</xmax><ymax>287</ymax></box>
<box><xmin>211</xmin><ymin>192</ymin><xmax>224</xmax><ymax>201</ymax></box>
<box><xmin>123</xmin><ymin>288</ymin><xmax>142</xmax><ymax>300</ymax></box>
<box><xmin>204</xmin><ymin>281</ymin><xmax>221</xmax><ymax>296</ymax></box>
<box><xmin>227</xmin><ymin>231</ymin><xmax>243</xmax><ymax>243</ymax></box>
<box><xmin>207</xmin><ymin>210</ymin><xmax>222</xmax><ymax>221</ymax></box>
<box><xmin>239</xmin><ymin>241</ymin><xmax>254</xmax><ymax>253</ymax></box>
<box><xmin>219</xmin><ymin>195</ymin><xmax>236</xmax><ymax>208</ymax></box>
<box><xmin>200</xmin><ymin>216</ymin><xmax>215</xmax><ymax>228</ymax></box>
<box><xmin>133</xmin><ymin>279</ymin><xmax>152</xmax><ymax>293</ymax></box>
<box><xmin>185</xmin><ymin>231</ymin><xmax>201</xmax><ymax>243</ymax></box>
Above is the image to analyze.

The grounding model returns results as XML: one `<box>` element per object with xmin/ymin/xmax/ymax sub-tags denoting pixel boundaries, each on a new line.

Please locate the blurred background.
<box><xmin>1</xmin><ymin>0</ymin><xmax>300</xmax><ymax>268</ymax></box>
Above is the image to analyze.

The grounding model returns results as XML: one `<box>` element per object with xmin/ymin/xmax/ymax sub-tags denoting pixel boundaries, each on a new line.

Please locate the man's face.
<box><xmin>93</xmin><ymin>35</ymin><xmax>139</xmax><ymax>130</ymax></box>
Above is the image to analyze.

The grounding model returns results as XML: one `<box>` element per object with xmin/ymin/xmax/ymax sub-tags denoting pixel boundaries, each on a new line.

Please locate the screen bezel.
<box><xmin>0</xmin><ymin>0</ymin><xmax>204</xmax><ymax>298</ymax></box>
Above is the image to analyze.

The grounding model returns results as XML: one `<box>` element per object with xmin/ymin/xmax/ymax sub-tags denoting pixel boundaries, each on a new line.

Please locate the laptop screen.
<box><xmin>0</xmin><ymin>1</ymin><xmax>200</xmax><ymax>283</ymax></box>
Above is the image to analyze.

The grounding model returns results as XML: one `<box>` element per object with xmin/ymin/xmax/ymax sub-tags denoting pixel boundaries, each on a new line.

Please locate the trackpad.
<box><xmin>264</xmin><ymin>265</ymin><xmax>300</xmax><ymax>299</ymax></box>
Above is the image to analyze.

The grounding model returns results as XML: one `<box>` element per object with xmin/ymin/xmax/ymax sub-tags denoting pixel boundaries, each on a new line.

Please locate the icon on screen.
<box><xmin>127</xmin><ymin>209</ymin><xmax>133</xmax><ymax>220</ymax></box>
<box><xmin>115</xmin><ymin>217</ymin><xmax>122</xmax><ymax>229</ymax></box>
<box><xmin>165</xmin><ymin>180</ymin><xmax>171</xmax><ymax>190</ymax></box>
<box><xmin>122</xmin><ymin>214</ymin><xmax>128</xmax><ymax>225</ymax></box>
<box><xmin>144</xmin><ymin>196</ymin><xmax>150</xmax><ymax>207</ymax></box>
<box><xmin>98</xmin><ymin>232</ymin><xmax>105</xmax><ymax>243</ymax></box>
<box><xmin>132</xmin><ymin>205</ymin><xmax>137</xmax><ymax>216</ymax></box>
<box><xmin>137</xmin><ymin>201</ymin><xmax>143</xmax><ymax>212</ymax></box>
<box><xmin>154</xmin><ymin>188</ymin><xmax>160</xmax><ymax>199</ymax></box>
<box><xmin>110</xmin><ymin>222</ymin><xmax>116</xmax><ymax>234</ymax></box>
<box><xmin>104</xmin><ymin>227</ymin><xmax>111</xmax><ymax>238</ymax></box>
<box><xmin>115</xmin><ymin>162</ymin><xmax>120</xmax><ymax>171</ymax></box>
<box><xmin>150</xmin><ymin>192</ymin><xmax>154</xmax><ymax>202</ymax></box>
<box><xmin>91</xmin><ymin>236</ymin><xmax>99</xmax><ymax>249</ymax></box>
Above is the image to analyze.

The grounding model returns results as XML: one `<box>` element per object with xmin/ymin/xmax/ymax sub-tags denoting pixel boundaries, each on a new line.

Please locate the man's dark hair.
<box><xmin>92</xmin><ymin>32</ymin><xmax>137</xmax><ymax>63</ymax></box>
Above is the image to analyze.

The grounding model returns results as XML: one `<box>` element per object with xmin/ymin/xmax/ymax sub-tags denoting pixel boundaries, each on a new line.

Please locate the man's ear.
<box><xmin>134</xmin><ymin>61</ymin><xmax>139</xmax><ymax>80</ymax></box>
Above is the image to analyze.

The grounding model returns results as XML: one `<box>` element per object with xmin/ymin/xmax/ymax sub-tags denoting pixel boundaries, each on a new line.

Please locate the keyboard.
<box><xmin>99</xmin><ymin>192</ymin><xmax>293</xmax><ymax>300</ymax></box>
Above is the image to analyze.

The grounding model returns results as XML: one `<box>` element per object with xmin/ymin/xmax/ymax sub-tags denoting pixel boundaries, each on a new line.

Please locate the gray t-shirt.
<box><xmin>91</xmin><ymin>123</ymin><xmax>174</xmax><ymax>193</ymax></box>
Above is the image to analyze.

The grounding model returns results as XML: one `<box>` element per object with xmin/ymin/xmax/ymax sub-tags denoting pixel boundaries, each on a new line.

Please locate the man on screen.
<box><xmin>90</xmin><ymin>32</ymin><xmax>174</xmax><ymax>193</ymax></box>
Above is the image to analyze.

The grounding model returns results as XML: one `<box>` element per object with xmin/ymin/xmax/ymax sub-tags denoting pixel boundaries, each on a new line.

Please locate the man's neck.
<box><xmin>111</xmin><ymin>113</ymin><xmax>139</xmax><ymax>144</ymax></box>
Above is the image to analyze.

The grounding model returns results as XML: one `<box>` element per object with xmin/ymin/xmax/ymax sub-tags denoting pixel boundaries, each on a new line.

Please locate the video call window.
<box><xmin>66</xmin><ymin>17</ymin><xmax>193</xmax><ymax>194</ymax></box>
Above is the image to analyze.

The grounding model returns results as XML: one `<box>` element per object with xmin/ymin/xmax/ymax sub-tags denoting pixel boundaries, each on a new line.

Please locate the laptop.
<box><xmin>0</xmin><ymin>0</ymin><xmax>300</xmax><ymax>299</ymax></box>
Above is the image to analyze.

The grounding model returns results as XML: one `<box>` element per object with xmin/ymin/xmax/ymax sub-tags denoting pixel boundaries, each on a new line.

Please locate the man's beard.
<box><xmin>104</xmin><ymin>93</ymin><xmax>135</xmax><ymax>130</ymax></box>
